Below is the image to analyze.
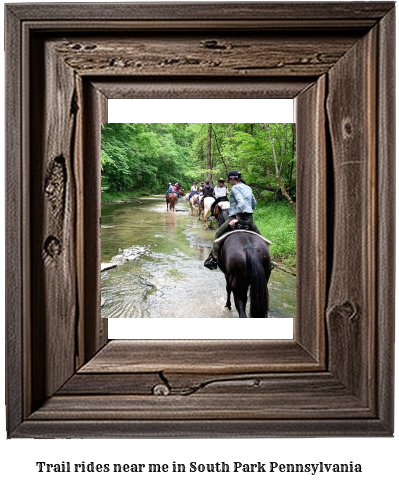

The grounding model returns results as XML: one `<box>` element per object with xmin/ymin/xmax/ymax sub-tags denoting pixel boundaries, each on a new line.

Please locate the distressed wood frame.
<box><xmin>5</xmin><ymin>2</ymin><xmax>395</xmax><ymax>438</ymax></box>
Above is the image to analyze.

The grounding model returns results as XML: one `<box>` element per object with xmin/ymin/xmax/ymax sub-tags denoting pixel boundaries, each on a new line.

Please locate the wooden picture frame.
<box><xmin>5</xmin><ymin>2</ymin><xmax>395</xmax><ymax>438</ymax></box>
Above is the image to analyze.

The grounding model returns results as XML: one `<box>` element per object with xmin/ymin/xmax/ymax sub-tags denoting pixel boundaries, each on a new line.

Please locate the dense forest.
<box><xmin>101</xmin><ymin>123</ymin><xmax>296</xmax><ymax>210</ymax></box>
<box><xmin>101</xmin><ymin>123</ymin><xmax>296</xmax><ymax>267</ymax></box>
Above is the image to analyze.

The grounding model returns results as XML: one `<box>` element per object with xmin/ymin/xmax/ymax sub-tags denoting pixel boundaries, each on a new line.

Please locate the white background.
<box><xmin>1</xmin><ymin>1</ymin><xmax>398</xmax><ymax>486</ymax></box>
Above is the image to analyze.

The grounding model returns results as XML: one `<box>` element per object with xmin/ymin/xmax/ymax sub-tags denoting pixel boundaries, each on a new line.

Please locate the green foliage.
<box><xmin>255</xmin><ymin>201</ymin><xmax>297</xmax><ymax>268</ymax></box>
<box><xmin>188</xmin><ymin>123</ymin><xmax>296</xmax><ymax>203</ymax></box>
<box><xmin>101</xmin><ymin>123</ymin><xmax>194</xmax><ymax>193</ymax></box>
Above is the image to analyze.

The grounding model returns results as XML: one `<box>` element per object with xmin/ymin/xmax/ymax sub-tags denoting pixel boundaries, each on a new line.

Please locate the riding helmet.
<box><xmin>228</xmin><ymin>170</ymin><xmax>241</xmax><ymax>179</ymax></box>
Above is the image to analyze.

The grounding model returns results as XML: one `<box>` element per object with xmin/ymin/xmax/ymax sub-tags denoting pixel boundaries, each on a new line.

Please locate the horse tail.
<box><xmin>246</xmin><ymin>243</ymin><xmax>268</xmax><ymax>317</ymax></box>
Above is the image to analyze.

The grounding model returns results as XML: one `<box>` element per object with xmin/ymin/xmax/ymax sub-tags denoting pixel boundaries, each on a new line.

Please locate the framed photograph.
<box><xmin>100</xmin><ymin>115</ymin><xmax>296</xmax><ymax>337</ymax></box>
<box><xmin>5</xmin><ymin>2</ymin><xmax>395</xmax><ymax>437</ymax></box>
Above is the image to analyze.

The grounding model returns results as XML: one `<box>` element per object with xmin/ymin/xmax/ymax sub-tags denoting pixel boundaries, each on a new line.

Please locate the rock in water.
<box><xmin>101</xmin><ymin>263</ymin><xmax>117</xmax><ymax>272</ymax></box>
<box><xmin>109</xmin><ymin>245</ymin><xmax>151</xmax><ymax>265</ymax></box>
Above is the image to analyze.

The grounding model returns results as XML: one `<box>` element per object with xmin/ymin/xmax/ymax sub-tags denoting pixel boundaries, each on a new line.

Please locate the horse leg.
<box><xmin>225</xmin><ymin>276</ymin><xmax>232</xmax><ymax>310</ymax></box>
<box><xmin>232</xmin><ymin>285</ymin><xmax>248</xmax><ymax>318</ymax></box>
<box><xmin>234</xmin><ymin>293</ymin><xmax>248</xmax><ymax>318</ymax></box>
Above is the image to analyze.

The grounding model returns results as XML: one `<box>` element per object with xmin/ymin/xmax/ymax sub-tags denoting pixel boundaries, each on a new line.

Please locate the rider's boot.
<box><xmin>204</xmin><ymin>252</ymin><xmax>218</xmax><ymax>270</ymax></box>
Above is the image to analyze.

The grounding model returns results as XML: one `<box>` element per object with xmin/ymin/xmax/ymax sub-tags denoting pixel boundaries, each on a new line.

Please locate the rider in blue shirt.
<box><xmin>164</xmin><ymin>183</ymin><xmax>175</xmax><ymax>200</ymax></box>
<box><xmin>205</xmin><ymin>170</ymin><xmax>261</xmax><ymax>269</ymax></box>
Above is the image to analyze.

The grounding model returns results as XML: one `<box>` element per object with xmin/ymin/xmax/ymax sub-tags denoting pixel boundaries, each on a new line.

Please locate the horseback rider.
<box><xmin>197</xmin><ymin>182</ymin><xmax>205</xmax><ymax>206</ymax></box>
<box><xmin>164</xmin><ymin>182</ymin><xmax>175</xmax><ymax>200</ymax></box>
<box><xmin>204</xmin><ymin>170</ymin><xmax>261</xmax><ymax>270</ymax></box>
<box><xmin>211</xmin><ymin>178</ymin><xmax>229</xmax><ymax>216</ymax></box>
<box><xmin>174</xmin><ymin>182</ymin><xmax>180</xmax><ymax>200</ymax></box>
<box><xmin>187</xmin><ymin>181</ymin><xmax>199</xmax><ymax>203</ymax></box>
<box><xmin>202</xmin><ymin>180</ymin><xmax>214</xmax><ymax>198</ymax></box>
<box><xmin>200</xmin><ymin>180</ymin><xmax>215</xmax><ymax>211</ymax></box>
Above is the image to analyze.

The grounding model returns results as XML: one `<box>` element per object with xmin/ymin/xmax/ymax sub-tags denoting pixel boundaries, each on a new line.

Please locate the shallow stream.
<box><xmin>101</xmin><ymin>197</ymin><xmax>296</xmax><ymax>318</ymax></box>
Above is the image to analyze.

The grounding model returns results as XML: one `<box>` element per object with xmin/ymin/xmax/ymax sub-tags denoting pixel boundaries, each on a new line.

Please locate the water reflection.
<box><xmin>164</xmin><ymin>212</ymin><xmax>178</xmax><ymax>234</ymax></box>
<box><xmin>101</xmin><ymin>198</ymin><xmax>296</xmax><ymax>319</ymax></box>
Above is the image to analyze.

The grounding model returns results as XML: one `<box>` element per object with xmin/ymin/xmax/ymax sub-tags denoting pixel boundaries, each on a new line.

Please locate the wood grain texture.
<box><xmin>35</xmin><ymin>371</ymin><xmax>374</xmax><ymax>422</ymax></box>
<box><xmin>30</xmin><ymin>37</ymin><xmax>79</xmax><ymax>408</ymax></box>
<box><xmin>58</xmin><ymin>372</ymin><xmax>162</xmax><ymax>395</ymax></box>
<box><xmin>98</xmin><ymin>86</ymin><xmax>109</xmax><ymax>352</ymax></box>
<box><xmin>95</xmin><ymin>76</ymin><xmax>325</xmax><ymax>367</ymax></box>
<box><xmin>13</xmin><ymin>418</ymin><xmax>391</xmax><ymax>439</ymax></box>
<box><xmin>295</xmin><ymin>76</ymin><xmax>326</xmax><ymax>363</ymax></box>
<box><xmin>326</xmin><ymin>26</ymin><xmax>377</xmax><ymax>405</ymax></box>
<box><xmin>53</xmin><ymin>34</ymin><xmax>359</xmax><ymax>78</ymax></box>
<box><xmin>21</xmin><ymin>19</ymin><xmax>384</xmax><ymax>32</ymax></box>
<box><xmin>5</xmin><ymin>6</ymin><xmax>24</xmax><ymax>436</ymax></box>
<box><xmin>375</xmin><ymin>7</ymin><xmax>395</xmax><ymax>432</ymax></box>
<box><xmin>5</xmin><ymin>2</ymin><xmax>395</xmax><ymax>438</ymax></box>
<box><xmin>92</xmin><ymin>78</ymin><xmax>311</xmax><ymax>99</ymax></box>
<box><xmin>60</xmin><ymin>371</ymin><xmax>353</xmax><ymax>397</ymax></box>
<box><xmin>79</xmin><ymin>340</ymin><xmax>321</xmax><ymax>374</ymax></box>
<box><xmin>7</xmin><ymin>2</ymin><xmax>394</xmax><ymax>22</ymax></box>
<box><xmin>29</xmin><ymin>393</ymin><xmax>371</xmax><ymax>421</ymax></box>
<box><xmin>82</xmin><ymin>82</ymin><xmax>108</xmax><ymax>360</ymax></box>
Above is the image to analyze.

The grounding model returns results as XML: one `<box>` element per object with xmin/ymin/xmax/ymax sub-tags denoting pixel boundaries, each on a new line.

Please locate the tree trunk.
<box><xmin>212</xmin><ymin>126</ymin><xmax>228</xmax><ymax>174</ymax></box>
<box><xmin>207</xmin><ymin>123</ymin><xmax>212</xmax><ymax>184</ymax></box>
<box><xmin>266</xmin><ymin>123</ymin><xmax>296</xmax><ymax>214</ymax></box>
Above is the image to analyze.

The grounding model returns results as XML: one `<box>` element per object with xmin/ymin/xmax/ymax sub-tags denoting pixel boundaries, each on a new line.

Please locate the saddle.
<box><xmin>214</xmin><ymin>230</ymin><xmax>272</xmax><ymax>246</ymax></box>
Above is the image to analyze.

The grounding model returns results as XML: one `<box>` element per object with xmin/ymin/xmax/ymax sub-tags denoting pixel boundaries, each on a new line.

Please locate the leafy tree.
<box><xmin>101</xmin><ymin>123</ymin><xmax>296</xmax><ymax>213</ymax></box>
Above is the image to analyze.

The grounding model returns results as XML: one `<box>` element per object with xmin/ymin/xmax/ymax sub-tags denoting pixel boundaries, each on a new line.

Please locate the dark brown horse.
<box><xmin>166</xmin><ymin>193</ymin><xmax>177</xmax><ymax>212</ymax></box>
<box><xmin>217</xmin><ymin>232</ymin><xmax>272</xmax><ymax>318</ymax></box>
<box><xmin>178</xmin><ymin>188</ymin><xmax>185</xmax><ymax>197</ymax></box>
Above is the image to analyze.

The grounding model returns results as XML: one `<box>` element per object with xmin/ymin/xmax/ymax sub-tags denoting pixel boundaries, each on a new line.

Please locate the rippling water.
<box><xmin>101</xmin><ymin>197</ymin><xmax>296</xmax><ymax>318</ymax></box>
